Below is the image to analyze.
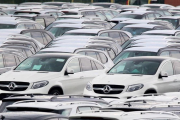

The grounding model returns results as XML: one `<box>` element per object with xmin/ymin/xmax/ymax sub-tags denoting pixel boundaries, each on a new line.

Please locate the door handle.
<box><xmin>80</xmin><ymin>76</ymin><xmax>84</xmax><ymax>79</ymax></box>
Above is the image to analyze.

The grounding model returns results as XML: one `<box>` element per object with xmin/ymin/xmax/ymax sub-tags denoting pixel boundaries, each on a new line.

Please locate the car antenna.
<box><xmin>1</xmin><ymin>115</ymin><xmax>5</xmax><ymax>120</ymax></box>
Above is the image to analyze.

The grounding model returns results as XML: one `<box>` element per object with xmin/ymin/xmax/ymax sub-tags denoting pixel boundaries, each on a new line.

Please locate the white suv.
<box><xmin>6</xmin><ymin>101</ymin><xmax>102</xmax><ymax>117</ymax></box>
<box><xmin>84</xmin><ymin>56</ymin><xmax>180</xmax><ymax>98</ymax></box>
<box><xmin>0</xmin><ymin>53</ymin><xmax>106</xmax><ymax>97</ymax></box>
<box><xmin>69</xmin><ymin>110</ymin><xmax>180</xmax><ymax>120</ymax></box>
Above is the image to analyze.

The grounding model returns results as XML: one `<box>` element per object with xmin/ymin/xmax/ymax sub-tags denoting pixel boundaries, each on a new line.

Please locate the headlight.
<box><xmin>31</xmin><ymin>80</ymin><xmax>49</xmax><ymax>89</ymax></box>
<box><xmin>126</xmin><ymin>84</ymin><xmax>144</xmax><ymax>92</ymax></box>
<box><xmin>86</xmin><ymin>82</ymin><xmax>92</xmax><ymax>91</ymax></box>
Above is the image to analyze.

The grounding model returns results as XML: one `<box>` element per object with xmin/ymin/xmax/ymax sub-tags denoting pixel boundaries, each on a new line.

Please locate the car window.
<box><xmin>4</xmin><ymin>54</ymin><xmax>16</xmax><ymax>67</ymax></box>
<box><xmin>159</xmin><ymin>51</ymin><xmax>170</xmax><ymax>57</ymax></box>
<box><xmin>98</xmin><ymin>52</ymin><xmax>108</xmax><ymax>64</ymax></box>
<box><xmin>14</xmin><ymin>55</ymin><xmax>21</xmax><ymax>65</ymax></box>
<box><xmin>0</xmin><ymin>54</ymin><xmax>4</xmax><ymax>68</ymax></box>
<box><xmin>107</xmin><ymin>48</ymin><xmax>116</xmax><ymax>59</ymax></box>
<box><xmin>17</xmin><ymin>24</ymin><xmax>26</xmax><ymax>29</ymax></box>
<box><xmin>25</xmin><ymin>24</ymin><xmax>34</xmax><ymax>29</ymax></box>
<box><xmin>86</xmin><ymin>52</ymin><xmax>98</xmax><ymax>60</ymax></box>
<box><xmin>67</xmin><ymin>58</ymin><xmax>80</xmax><ymax>73</ymax></box>
<box><xmin>95</xmin><ymin>12</ymin><xmax>106</xmax><ymax>21</ymax></box>
<box><xmin>45</xmin><ymin>17</ymin><xmax>56</xmax><ymax>26</ymax></box>
<box><xmin>121</xmin><ymin>33</ymin><xmax>130</xmax><ymax>41</ymax></box>
<box><xmin>30</xmin><ymin>32</ymin><xmax>44</xmax><ymax>45</ymax></box>
<box><xmin>25</xmin><ymin>49</ymin><xmax>33</xmax><ymax>57</ymax></box>
<box><xmin>173</xmin><ymin>60</ymin><xmax>180</xmax><ymax>75</ymax></box>
<box><xmin>35</xmin><ymin>18</ymin><xmax>45</xmax><ymax>27</ymax></box>
<box><xmin>161</xmin><ymin>61</ymin><xmax>174</xmax><ymax>76</ymax></box>
<box><xmin>91</xmin><ymin>60</ymin><xmax>97</xmax><ymax>70</ymax></box>
<box><xmin>77</xmin><ymin>51</ymin><xmax>85</xmax><ymax>55</ymax></box>
<box><xmin>147</xmin><ymin>14</ymin><xmax>155</xmax><ymax>20</ymax></box>
<box><xmin>109</xmin><ymin>32</ymin><xmax>120</xmax><ymax>41</ymax></box>
<box><xmin>43</xmin><ymin>33</ymin><xmax>53</xmax><ymax>43</ymax></box>
<box><xmin>59</xmin><ymin>109</ymin><xmax>71</xmax><ymax>117</ymax></box>
<box><xmin>94</xmin><ymin>62</ymin><xmax>104</xmax><ymax>70</ymax></box>
<box><xmin>154</xmin><ymin>13</ymin><xmax>161</xmax><ymax>18</ymax></box>
<box><xmin>35</xmin><ymin>24</ymin><xmax>42</xmax><ymax>29</ymax></box>
<box><xmin>118</xmin><ymin>33</ymin><xmax>125</xmax><ymax>45</ymax></box>
<box><xmin>99</xmin><ymin>32</ymin><xmax>108</xmax><ymax>37</ymax></box>
<box><xmin>77</xmin><ymin>107</ymin><xmax>92</xmax><ymax>113</ymax></box>
<box><xmin>80</xmin><ymin>58</ymin><xmax>92</xmax><ymax>71</ymax></box>
<box><xmin>171</xmin><ymin>51</ymin><xmax>180</xmax><ymax>59</ymax></box>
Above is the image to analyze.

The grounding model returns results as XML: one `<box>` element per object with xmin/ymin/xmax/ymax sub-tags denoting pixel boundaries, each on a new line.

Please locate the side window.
<box><xmin>80</xmin><ymin>58</ymin><xmax>92</xmax><ymax>71</ymax></box>
<box><xmin>23</xmin><ymin>32</ymin><xmax>31</xmax><ymax>37</ymax></box>
<box><xmin>3</xmin><ymin>54</ymin><xmax>16</xmax><ymax>67</ymax></box>
<box><xmin>86</xmin><ymin>52</ymin><xmax>98</xmax><ymax>60</ymax></box>
<box><xmin>107</xmin><ymin>48</ymin><xmax>116</xmax><ymax>59</ymax></box>
<box><xmin>43</xmin><ymin>33</ymin><xmax>53</xmax><ymax>43</ymax></box>
<box><xmin>161</xmin><ymin>61</ymin><xmax>174</xmax><ymax>76</ymax></box>
<box><xmin>94</xmin><ymin>62</ymin><xmax>104</xmax><ymax>70</ymax></box>
<box><xmin>0</xmin><ymin>54</ymin><xmax>4</xmax><ymax>68</ymax></box>
<box><xmin>30</xmin><ymin>32</ymin><xmax>44</xmax><ymax>44</ymax></box>
<box><xmin>98</xmin><ymin>52</ymin><xmax>108</xmax><ymax>64</ymax></box>
<box><xmin>17</xmin><ymin>24</ymin><xmax>26</xmax><ymax>29</ymax></box>
<box><xmin>77</xmin><ymin>107</ymin><xmax>92</xmax><ymax>113</ymax></box>
<box><xmin>154</xmin><ymin>13</ymin><xmax>161</xmax><ymax>18</ymax></box>
<box><xmin>67</xmin><ymin>58</ymin><xmax>80</xmax><ymax>73</ymax></box>
<box><xmin>35</xmin><ymin>18</ymin><xmax>45</xmax><ymax>27</ymax></box>
<box><xmin>45</xmin><ymin>17</ymin><xmax>56</xmax><ymax>26</ymax></box>
<box><xmin>159</xmin><ymin>51</ymin><xmax>170</xmax><ymax>57</ymax></box>
<box><xmin>42</xmin><ymin>33</ymin><xmax>49</xmax><ymax>45</ymax></box>
<box><xmin>147</xmin><ymin>14</ymin><xmax>155</xmax><ymax>20</ymax></box>
<box><xmin>109</xmin><ymin>32</ymin><xmax>120</xmax><ymax>41</ymax></box>
<box><xmin>25</xmin><ymin>24</ymin><xmax>34</xmax><ymax>29</ymax></box>
<box><xmin>95</xmin><ymin>12</ymin><xmax>106</xmax><ymax>21</ymax></box>
<box><xmin>99</xmin><ymin>32</ymin><xmax>108</xmax><ymax>37</ymax></box>
<box><xmin>173</xmin><ymin>60</ymin><xmax>180</xmax><ymax>75</ymax></box>
<box><xmin>77</xmin><ymin>51</ymin><xmax>85</xmax><ymax>55</ymax></box>
<box><xmin>34</xmin><ymin>24</ymin><xmax>42</xmax><ymax>29</ymax></box>
<box><xmin>171</xmin><ymin>51</ymin><xmax>180</xmax><ymax>59</ymax></box>
<box><xmin>177</xmin><ymin>33</ymin><xmax>180</xmax><ymax>37</ymax></box>
<box><xmin>119</xmin><ymin>33</ymin><xmax>125</xmax><ymax>45</ymax></box>
<box><xmin>14</xmin><ymin>55</ymin><xmax>21</xmax><ymax>65</ymax></box>
<box><xmin>91</xmin><ymin>60</ymin><xmax>97</xmax><ymax>70</ymax></box>
<box><xmin>121</xmin><ymin>33</ymin><xmax>130</xmax><ymax>41</ymax></box>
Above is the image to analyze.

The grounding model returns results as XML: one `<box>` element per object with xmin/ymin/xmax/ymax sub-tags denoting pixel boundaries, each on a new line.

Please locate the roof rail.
<box><xmin>78</xmin><ymin>109</ymin><xmax>121</xmax><ymax>114</ymax></box>
<box><xmin>13</xmin><ymin>100</ymin><xmax>49</xmax><ymax>105</ymax></box>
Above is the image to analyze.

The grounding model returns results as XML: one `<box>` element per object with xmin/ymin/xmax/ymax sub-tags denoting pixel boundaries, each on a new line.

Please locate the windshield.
<box><xmin>113</xmin><ymin>51</ymin><xmax>157</xmax><ymax>64</ymax></box>
<box><xmin>0</xmin><ymin>24</ymin><xmax>16</xmax><ymax>29</ymax></box>
<box><xmin>156</xmin><ymin>18</ymin><xmax>179</xmax><ymax>28</ymax></box>
<box><xmin>116</xmin><ymin>14</ymin><xmax>143</xmax><ymax>19</ymax></box>
<box><xmin>15</xmin><ymin>56</ymin><xmax>68</xmax><ymax>72</ymax></box>
<box><xmin>122</xmin><ymin>27</ymin><xmax>151</xmax><ymax>36</ymax></box>
<box><xmin>109</xmin><ymin>59</ymin><xmax>162</xmax><ymax>75</ymax></box>
<box><xmin>49</xmin><ymin>27</ymin><xmax>77</xmax><ymax>37</ymax></box>
<box><xmin>63</xmin><ymin>33</ymin><xmax>97</xmax><ymax>36</ymax></box>
<box><xmin>112</xmin><ymin>23</ymin><xmax>131</xmax><ymax>30</ymax></box>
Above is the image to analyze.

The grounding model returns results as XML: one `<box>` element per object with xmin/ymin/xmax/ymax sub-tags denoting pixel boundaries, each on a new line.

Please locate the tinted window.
<box><xmin>173</xmin><ymin>60</ymin><xmax>180</xmax><ymax>75</ymax></box>
<box><xmin>4</xmin><ymin>54</ymin><xmax>16</xmax><ymax>67</ymax></box>
<box><xmin>0</xmin><ymin>24</ymin><xmax>16</xmax><ymax>29</ymax></box>
<box><xmin>80</xmin><ymin>58</ymin><xmax>92</xmax><ymax>71</ymax></box>
<box><xmin>171</xmin><ymin>51</ymin><xmax>180</xmax><ymax>59</ymax></box>
<box><xmin>0</xmin><ymin>54</ymin><xmax>4</xmax><ymax>68</ymax></box>
<box><xmin>67</xmin><ymin>58</ymin><xmax>80</xmax><ymax>73</ymax></box>
<box><xmin>161</xmin><ymin>61</ymin><xmax>174</xmax><ymax>76</ymax></box>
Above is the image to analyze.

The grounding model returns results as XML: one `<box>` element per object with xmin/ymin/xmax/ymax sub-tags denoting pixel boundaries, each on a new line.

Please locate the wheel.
<box><xmin>144</xmin><ymin>89</ymin><xmax>157</xmax><ymax>95</ymax></box>
<box><xmin>48</xmin><ymin>89</ymin><xmax>63</xmax><ymax>95</ymax></box>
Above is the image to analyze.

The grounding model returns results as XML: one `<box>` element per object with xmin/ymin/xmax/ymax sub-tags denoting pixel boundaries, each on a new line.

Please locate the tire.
<box><xmin>144</xmin><ymin>89</ymin><xmax>157</xmax><ymax>95</ymax></box>
<box><xmin>48</xmin><ymin>89</ymin><xmax>63</xmax><ymax>95</ymax></box>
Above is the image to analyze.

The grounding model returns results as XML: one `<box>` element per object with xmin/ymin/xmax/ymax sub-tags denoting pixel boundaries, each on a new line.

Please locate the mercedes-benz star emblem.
<box><xmin>8</xmin><ymin>82</ymin><xmax>16</xmax><ymax>90</ymax></box>
<box><xmin>103</xmin><ymin>85</ymin><xmax>111</xmax><ymax>93</ymax></box>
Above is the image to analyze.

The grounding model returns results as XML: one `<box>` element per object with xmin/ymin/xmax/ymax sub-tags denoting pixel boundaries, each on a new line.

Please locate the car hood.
<box><xmin>91</xmin><ymin>74</ymin><xmax>154</xmax><ymax>85</ymax></box>
<box><xmin>0</xmin><ymin>71</ymin><xmax>62</xmax><ymax>82</ymax></box>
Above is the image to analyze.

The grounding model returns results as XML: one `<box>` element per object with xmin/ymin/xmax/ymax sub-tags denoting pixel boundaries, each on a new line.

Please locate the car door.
<box><xmin>62</xmin><ymin>57</ymin><xmax>85</xmax><ymax>94</ymax></box>
<box><xmin>156</xmin><ymin>60</ymin><xmax>177</xmax><ymax>93</ymax></box>
<box><xmin>172</xmin><ymin>60</ymin><xmax>180</xmax><ymax>91</ymax></box>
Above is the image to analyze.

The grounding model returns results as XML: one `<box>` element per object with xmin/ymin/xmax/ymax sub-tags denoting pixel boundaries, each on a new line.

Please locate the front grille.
<box><xmin>93</xmin><ymin>84</ymin><xmax>125</xmax><ymax>94</ymax></box>
<box><xmin>0</xmin><ymin>81</ymin><xmax>29</xmax><ymax>91</ymax></box>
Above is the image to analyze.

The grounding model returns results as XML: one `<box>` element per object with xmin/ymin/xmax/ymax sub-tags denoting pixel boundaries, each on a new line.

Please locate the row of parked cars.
<box><xmin>0</xmin><ymin>1</ymin><xmax>180</xmax><ymax>120</ymax></box>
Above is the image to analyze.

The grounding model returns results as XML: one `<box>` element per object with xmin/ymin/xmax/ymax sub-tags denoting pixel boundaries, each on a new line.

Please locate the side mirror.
<box><xmin>65</xmin><ymin>68</ymin><xmax>74</xmax><ymax>75</ymax></box>
<box><xmin>159</xmin><ymin>71</ymin><xmax>168</xmax><ymax>78</ymax></box>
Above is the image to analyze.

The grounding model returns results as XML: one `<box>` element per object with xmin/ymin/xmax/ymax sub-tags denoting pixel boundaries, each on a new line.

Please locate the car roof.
<box><xmin>123</xmin><ymin>24</ymin><xmax>160</xmax><ymax>28</ymax></box>
<box><xmin>143</xmin><ymin>30</ymin><xmax>180</xmax><ymax>34</ymax></box>
<box><xmin>31</xmin><ymin>53</ymin><xmax>76</xmax><ymax>58</ymax></box>
<box><xmin>120</xmin><ymin>20</ymin><xmax>155</xmax><ymax>24</ymax></box>
<box><xmin>124</xmin><ymin>47</ymin><xmax>161</xmax><ymax>52</ymax></box>
<box><xmin>65</xmin><ymin>29</ymin><xmax>104</xmax><ymax>34</ymax></box>
<box><xmin>120</xmin><ymin>11</ymin><xmax>153</xmax><ymax>15</ymax></box>
<box><xmin>53</xmin><ymin>24</ymin><xmax>97</xmax><ymax>28</ymax></box>
<box><xmin>123</xmin><ymin>56</ymin><xmax>174</xmax><ymax>61</ymax></box>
